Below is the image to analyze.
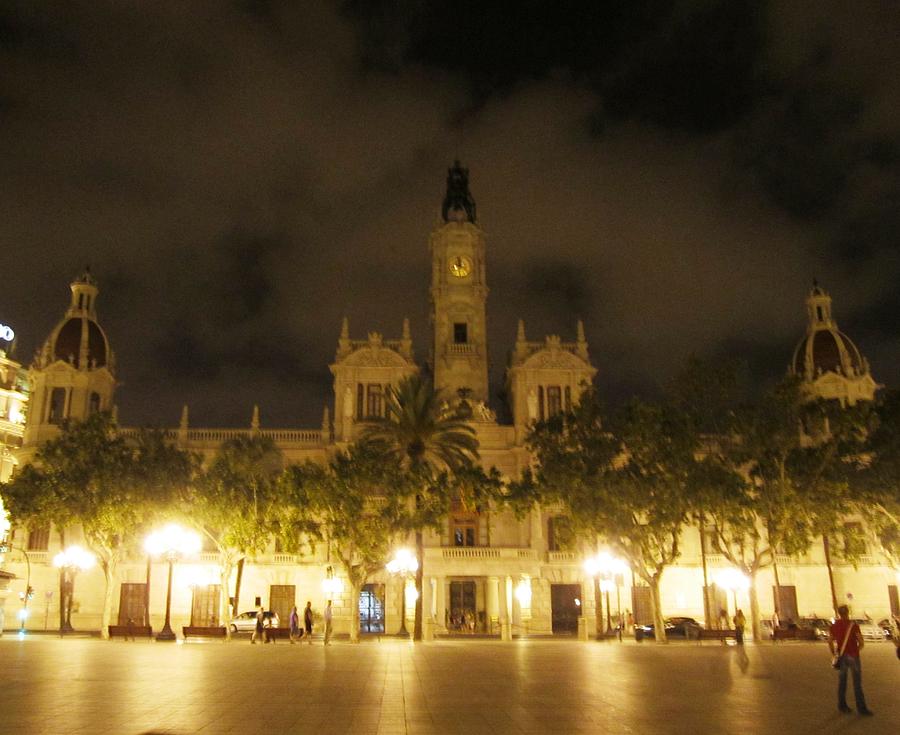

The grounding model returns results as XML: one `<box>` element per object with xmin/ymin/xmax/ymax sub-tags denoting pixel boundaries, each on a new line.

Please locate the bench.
<box><xmin>698</xmin><ymin>628</ymin><xmax>737</xmax><ymax>642</ymax></box>
<box><xmin>773</xmin><ymin>627</ymin><xmax>817</xmax><ymax>642</ymax></box>
<box><xmin>108</xmin><ymin>624</ymin><xmax>153</xmax><ymax>639</ymax></box>
<box><xmin>182</xmin><ymin>626</ymin><xmax>227</xmax><ymax>639</ymax></box>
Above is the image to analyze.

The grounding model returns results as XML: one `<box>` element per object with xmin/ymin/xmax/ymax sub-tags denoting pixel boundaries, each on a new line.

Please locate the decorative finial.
<box><xmin>442</xmin><ymin>160</ymin><xmax>477</xmax><ymax>223</ymax></box>
<box><xmin>577</xmin><ymin>320</ymin><xmax>586</xmax><ymax>343</ymax></box>
<box><xmin>402</xmin><ymin>317</ymin><xmax>411</xmax><ymax>340</ymax></box>
<box><xmin>179</xmin><ymin>405</ymin><xmax>189</xmax><ymax>430</ymax></box>
<box><xmin>516</xmin><ymin>319</ymin><xmax>526</xmax><ymax>343</ymax></box>
<box><xmin>340</xmin><ymin>316</ymin><xmax>349</xmax><ymax>340</ymax></box>
<box><xmin>251</xmin><ymin>405</ymin><xmax>260</xmax><ymax>431</ymax></box>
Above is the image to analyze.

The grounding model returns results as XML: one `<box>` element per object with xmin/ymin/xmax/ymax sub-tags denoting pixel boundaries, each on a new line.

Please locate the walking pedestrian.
<box><xmin>251</xmin><ymin>605</ymin><xmax>264</xmax><ymax>644</ymax></box>
<box><xmin>324</xmin><ymin>599</ymin><xmax>333</xmax><ymax>645</ymax></box>
<box><xmin>304</xmin><ymin>600</ymin><xmax>314</xmax><ymax>644</ymax></box>
<box><xmin>828</xmin><ymin>604</ymin><xmax>873</xmax><ymax>715</ymax></box>
<box><xmin>733</xmin><ymin>609</ymin><xmax>746</xmax><ymax>645</ymax></box>
<box><xmin>289</xmin><ymin>605</ymin><xmax>300</xmax><ymax>644</ymax></box>
<box><xmin>264</xmin><ymin>612</ymin><xmax>276</xmax><ymax>644</ymax></box>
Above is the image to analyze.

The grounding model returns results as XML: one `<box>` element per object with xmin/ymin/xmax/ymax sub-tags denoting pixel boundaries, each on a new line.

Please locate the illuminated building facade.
<box><xmin>1</xmin><ymin>165</ymin><xmax>897</xmax><ymax>638</ymax></box>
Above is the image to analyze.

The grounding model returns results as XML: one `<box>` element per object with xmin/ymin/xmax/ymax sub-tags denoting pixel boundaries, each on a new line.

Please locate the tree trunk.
<box><xmin>748</xmin><ymin>570</ymin><xmax>761</xmax><ymax>642</ymax></box>
<box><xmin>99</xmin><ymin>557</ymin><xmax>117</xmax><ymax>640</ymax></box>
<box><xmin>772</xmin><ymin>557</ymin><xmax>782</xmax><ymax>619</ymax></box>
<box><xmin>649</xmin><ymin>576</ymin><xmax>667</xmax><ymax>642</ymax></box>
<box><xmin>413</xmin><ymin>530</ymin><xmax>424</xmax><ymax>641</ymax></box>
<box><xmin>823</xmin><ymin>536</ymin><xmax>838</xmax><ymax>613</ymax></box>
<box><xmin>58</xmin><ymin>529</ymin><xmax>67</xmax><ymax>632</ymax></box>
<box><xmin>698</xmin><ymin>514</ymin><xmax>710</xmax><ymax>626</ymax></box>
<box><xmin>220</xmin><ymin>559</ymin><xmax>233</xmax><ymax>640</ymax></box>
<box><xmin>348</xmin><ymin>576</ymin><xmax>361</xmax><ymax>644</ymax></box>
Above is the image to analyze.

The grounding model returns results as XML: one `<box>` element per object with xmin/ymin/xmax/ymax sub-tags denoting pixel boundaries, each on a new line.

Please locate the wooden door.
<box><xmin>191</xmin><ymin>585</ymin><xmax>221</xmax><ymax>626</ymax></box>
<box><xmin>631</xmin><ymin>586</ymin><xmax>653</xmax><ymax>626</ymax></box>
<box><xmin>269</xmin><ymin>584</ymin><xmax>295</xmax><ymax>626</ymax></box>
<box><xmin>773</xmin><ymin>585</ymin><xmax>798</xmax><ymax>623</ymax></box>
<box><xmin>117</xmin><ymin>583</ymin><xmax>147</xmax><ymax>626</ymax></box>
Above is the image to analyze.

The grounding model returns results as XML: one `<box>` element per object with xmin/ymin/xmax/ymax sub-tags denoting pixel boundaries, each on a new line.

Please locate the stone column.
<box><xmin>487</xmin><ymin>575</ymin><xmax>499</xmax><ymax>633</ymax></box>
<box><xmin>500</xmin><ymin>575</ymin><xmax>513</xmax><ymax>641</ymax></box>
<box><xmin>435</xmin><ymin>576</ymin><xmax>447</xmax><ymax>633</ymax></box>
<box><xmin>582</xmin><ymin>576</ymin><xmax>596</xmax><ymax>640</ymax></box>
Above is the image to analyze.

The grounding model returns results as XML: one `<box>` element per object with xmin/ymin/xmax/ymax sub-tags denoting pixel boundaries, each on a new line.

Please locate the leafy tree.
<box><xmin>280</xmin><ymin>444</ymin><xmax>409</xmax><ymax>643</ymax></box>
<box><xmin>521</xmin><ymin>391</ymin><xmax>701</xmax><ymax>642</ymax></box>
<box><xmin>185</xmin><ymin>434</ymin><xmax>283</xmax><ymax>638</ymax></box>
<box><xmin>855</xmin><ymin>390</ymin><xmax>900</xmax><ymax>567</ymax></box>
<box><xmin>361</xmin><ymin>374</ymin><xmax>479</xmax><ymax>640</ymax></box>
<box><xmin>2</xmin><ymin>413</ymin><xmax>194</xmax><ymax>636</ymax></box>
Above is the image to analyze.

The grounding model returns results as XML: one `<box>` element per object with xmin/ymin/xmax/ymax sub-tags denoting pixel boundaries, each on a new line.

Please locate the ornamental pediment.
<box><xmin>339</xmin><ymin>346</ymin><xmax>411</xmax><ymax>369</ymax></box>
<box><xmin>521</xmin><ymin>348</ymin><xmax>593</xmax><ymax>372</ymax></box>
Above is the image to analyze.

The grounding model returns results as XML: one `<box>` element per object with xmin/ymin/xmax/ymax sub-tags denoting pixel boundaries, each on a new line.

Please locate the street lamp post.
<box><xmin>52</xmin><ymin>546</ymin><xmax>96</xmax><ymax>634</ymax></box>
<box><xmin>714</xmin><ymin>568</ymin><xmax>750</xmax><ymax>624</ymax></box>
<box><xmin>386</xmin><ymin>548</ymin><xmax>417</xmax><ymax>638</ymax></box>
<box><xmin>144</xmin><ymin>524</ymin><xmax>201</xmax><ymax>642</ymax></box>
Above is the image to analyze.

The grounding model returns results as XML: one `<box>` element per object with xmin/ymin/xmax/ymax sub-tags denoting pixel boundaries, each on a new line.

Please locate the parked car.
<box><xmin>877</xmin><ymin>618</ymin><xmax>898</xmax><ymax>639</ymax></box>
<box><xmin>635</xmin><ymin>617</ymin><xmax>703</xmax><ymax>640</ymax></box>
<box><xmin>798</xmin><ymin>617</ymin><xmax>832</xmax><ymax>640</ymax></box>
<box><xmin>853</xmin><ymin>619</ymin><xmax>886</xmax><ymax>641</ymax></box>
<box><xmin>229</xmin><ymin>610</ymin><xmax>279</xmax><ymax>633</ymax></box>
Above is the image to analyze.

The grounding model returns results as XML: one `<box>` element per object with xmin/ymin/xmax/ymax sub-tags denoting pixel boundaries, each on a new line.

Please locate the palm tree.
<box><xmin>361</xmin><ymin>374</ymin><xmax>479</xmax><ymax>640</ymax></box>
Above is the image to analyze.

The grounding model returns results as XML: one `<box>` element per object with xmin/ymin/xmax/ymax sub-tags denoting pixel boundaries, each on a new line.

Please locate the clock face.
<box><xmin>449</xmin><ymin>255</ymin><xmax>472</xmax><ymax>278</ymax></box>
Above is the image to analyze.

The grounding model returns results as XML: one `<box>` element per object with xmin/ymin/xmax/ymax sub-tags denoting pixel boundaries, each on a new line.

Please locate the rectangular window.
<box><xmin>842</xmin><ymin>522</ymin><xmax>867</xmax><ymax>558</ymax></box>
<box><xmin>48</xmin><ymin>388</ymin><xmax>66</xmax><ymax>424</ymax></box>
<box><xmin>452</xmin><ymin>517</ymin><xmax>477</xmax><ymax>547</ymax></box>
<box><xmin>366</xmin><ymin>384</ymin><xmax>383</xmax><ymax>418</ymax></box>
<box><xmin>356</xmin><ymin>384</ymin><xmax>364</xmax><ymax>421</ymax></box>
<box><xmin>537</xmin><ymin>386</ymin><xmax>545</xmax><ymax>421</ymax></box>
<box><xmin>89</xmin><ymin>392</ymin><xmax>101</xmax><ymax>415</ymax></box>
<box><xmin>453</xmin><ymin>322</ymin><xmax>468</xmax><ymax>344</ymax></box>
<box><xmin>548</xmin><ymin>516</ymin><xmax>573</xmax><ymax>552</ymax></box>
<box><xmin>27</xmin><ymin>526</ymin><xmax>50</xmax><ymax>551</ymax></box>
<box><xmin>546</xmin><ymin>386</ymin><xmax>562</xmax><ymax>417</ymax></box>
<box><xmin>564</xmin><ymin>386</ymin><xmax>572</xmax><ymax>412</ymax></box>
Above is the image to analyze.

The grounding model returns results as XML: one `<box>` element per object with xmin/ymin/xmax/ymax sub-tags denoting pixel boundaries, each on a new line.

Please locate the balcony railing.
<box><xmin>547</xmin><ymin>551</ymin><xmax>578</xmax><ymax>564</ymax></box>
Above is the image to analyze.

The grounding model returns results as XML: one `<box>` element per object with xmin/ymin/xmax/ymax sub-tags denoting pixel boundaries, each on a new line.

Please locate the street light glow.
<box><xmin>53</xmin><ymin>545</ymin><xmax>96</xmax><ymax>571</ymax></box>
<box><xmin>386</xmin><ymin>548</ymin><xmax>418</xmax><ymax>575</ymax></box>
<box><xmin>144</xmin><ymin>523</ymin><xmax>202</xmax><ymax>559</ymax></box>
<box><xmin>714</xmin><ymin>568</ymin><xmax>750</xmax><ymax>592</ymax></box>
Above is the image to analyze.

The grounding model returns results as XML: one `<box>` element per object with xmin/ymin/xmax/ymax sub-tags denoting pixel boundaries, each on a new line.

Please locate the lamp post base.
<box><xmin>156</xmin><ymin>627</ymin><xmax>177</xmax><ymax>642</ymax></box>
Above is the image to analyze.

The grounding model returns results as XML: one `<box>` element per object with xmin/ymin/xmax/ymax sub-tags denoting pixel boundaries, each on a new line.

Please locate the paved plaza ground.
<box><xmin>0</xmin><ymin>635</ymin><xmax>896</xmax><ymax>735</ymax></box>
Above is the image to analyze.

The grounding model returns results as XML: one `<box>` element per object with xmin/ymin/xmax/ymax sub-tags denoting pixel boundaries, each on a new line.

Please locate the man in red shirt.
<box><xmin>828</xmin><ymin>605</ymin><xmax>873</xmax><ymax>716</ymax></box>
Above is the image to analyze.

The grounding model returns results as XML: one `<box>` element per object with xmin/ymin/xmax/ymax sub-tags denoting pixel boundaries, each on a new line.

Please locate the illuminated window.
<box><xmin>451</xmin><ymin>516</ymin><xmax>478</xmax><ymax>547</ymax></box>
<box><xmin>548</xmin><ymin>516</ymin><xmax>574</xmax><ymax>551</ymax></box>
<box><xmin>453</xmin><ymin>323</ymin><xmax>468</xmax><ymax>344</ymax></box>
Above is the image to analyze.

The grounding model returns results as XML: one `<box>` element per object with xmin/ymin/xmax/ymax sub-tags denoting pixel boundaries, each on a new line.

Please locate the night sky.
<box><xmin>2</xmin><ymin>1</ymin><xmax>898</xmax><ymax>428</ymax></box>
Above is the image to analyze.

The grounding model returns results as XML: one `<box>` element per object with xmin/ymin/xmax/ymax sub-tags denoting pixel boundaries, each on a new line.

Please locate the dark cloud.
<box><xmin>1</xmin><ymin>0</ymin><xmax>898</xmax><ymax>427</ymax></box>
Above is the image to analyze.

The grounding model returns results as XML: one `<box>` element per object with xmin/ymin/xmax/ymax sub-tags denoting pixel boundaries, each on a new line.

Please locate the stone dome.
<box><xmin>49</xmin><ymin>317</ymin><xmax>109</xmax><ymax>369</ymax></box>
<box><xmin>792</xmin><ymin>328</ymin><xmax>864</xmax><ymax>378</ymax></box>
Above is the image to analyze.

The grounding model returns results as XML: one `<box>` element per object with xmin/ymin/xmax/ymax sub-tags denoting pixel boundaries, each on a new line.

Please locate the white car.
<box><xmin>229</xmin><ymin>610</ymin><xmax>279</xmax><ymax>633</ymax></box>
<box><xmin>853</xmin><ymin>619</ymin><xmax>885</xmax><ymax>641</ymax></box>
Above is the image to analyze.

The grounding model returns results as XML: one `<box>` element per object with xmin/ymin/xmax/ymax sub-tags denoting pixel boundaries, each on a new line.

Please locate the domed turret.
<box><xmin>23</xmin><ymin>270</ymin><xmax>117</xmax><ymax>449</ymax></box>
<box><xmin>789</xmin><ymin>283</ymin><xmax>877</xmax><ymax>405</ymax></box>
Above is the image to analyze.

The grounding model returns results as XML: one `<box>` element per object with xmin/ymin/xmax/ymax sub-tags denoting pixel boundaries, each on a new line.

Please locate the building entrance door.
<box><xmin>117</xmin><ymin>583</ymin><xmax>147</xmax><ymax>627</ymax></box>
<box><xmin>551</xmin><ymin>583</ymin><xmax>581</xmax><ymax>634</ymax></box>
<box><xmin>448</xmin><ymin>581</ymin><xmax>477</xmax><ymax>633</ymax></box>
<box><xmin>773</xmin><ymin>585</ymin><xmax>798</xmax><ymax>623</ymax></box>
<box><xmin>269</xmin><ymin>585</ymin><xmax>295</xmax><ymax>627</ymax></box>
<box><xmin>360</xmin><ymin>583</ymin><xmax>385</xmax><ymax>633</ymax></box>
<box><xmin>190</xmin><ymin>584</ymin><xmax>221</xmax><ymax>627</ymax></box>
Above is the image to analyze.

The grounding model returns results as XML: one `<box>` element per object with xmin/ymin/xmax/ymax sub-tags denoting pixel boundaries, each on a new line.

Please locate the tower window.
<box><xmin>816</xmin><ymin>306</ymin><xmax>823</xmax><ymax>321</ymax></box>
<box><xmin>537</xmin><ymin>386</ymin><xmax>545</xmax><ymax>421</ymax></box>
<box><xmin>48</xmin><ymin>388</ymin><xmax>66</xmax><ymax>424</ymax></box>
<box><xmin>547</xmin><ymin>386</ymin><xmax>562</xmax><ymax>417</ymax></box>
<box><xmin>366</xmin><ymin>384</ymin><xmax>383</xmax><ymax>418</ymax></box>
<box><xmin>453</xmin><ymin>322</ymin><xmax>468</xmax><ymax>344</ymax></box>
<box><xmin>89</xmin><ymin>392</ymin><xmax>101</xmax><ymax>415</ymax></box>
<box><xmin>356</xmin><ymin>384</ymin><xmax>364</xmax><ymax>421</ymax></box>
<box><xmin>564</xmin><ymin>386</ymin><xmax>572</xmax><ymax>412</ymax></box>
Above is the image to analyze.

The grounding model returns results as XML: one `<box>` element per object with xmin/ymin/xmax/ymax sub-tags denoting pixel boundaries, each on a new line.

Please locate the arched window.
<box><xmin>89</xmin><ymin>392</ymin><xmax>101</xmax><ymax>414</ymax></box>
<box><xmin>48</xmin><ymin>388</ymin><xmax>66</xmax><ymax>424</ymax></box>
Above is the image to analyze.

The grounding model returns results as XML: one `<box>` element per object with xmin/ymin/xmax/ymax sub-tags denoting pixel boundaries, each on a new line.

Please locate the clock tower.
<box><xmin>429</xmin><ymin>161</ymin><xmax>490</xmax><ymax>404</ymax></box>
